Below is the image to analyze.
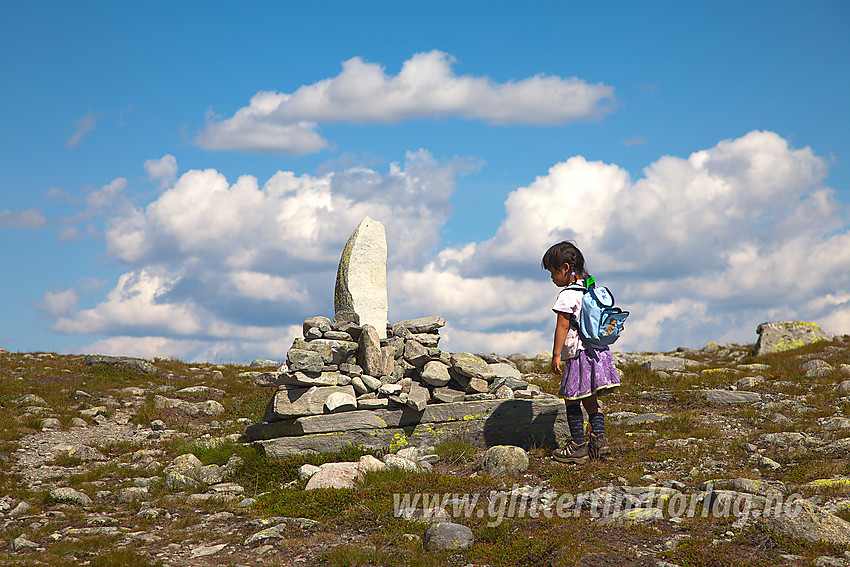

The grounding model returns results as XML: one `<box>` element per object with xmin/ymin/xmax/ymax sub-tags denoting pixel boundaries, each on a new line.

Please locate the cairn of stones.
<box><xmin>245</xmin><ymin>217</ymin><xmax>567</xmax><ymax>456</ymax></box>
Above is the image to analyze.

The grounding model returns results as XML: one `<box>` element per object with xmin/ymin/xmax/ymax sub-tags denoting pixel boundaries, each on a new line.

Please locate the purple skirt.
<box><xmin>559</xmin><ymin>348</ymin><xmax>621</xmax><ymax>400</ymax></box>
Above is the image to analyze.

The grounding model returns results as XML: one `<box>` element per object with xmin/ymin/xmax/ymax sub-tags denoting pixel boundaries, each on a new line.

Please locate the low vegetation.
<box><xmin>0</xmin><ymin>335</ymin><xmax>848</xmax><ymax>566</ymax></box>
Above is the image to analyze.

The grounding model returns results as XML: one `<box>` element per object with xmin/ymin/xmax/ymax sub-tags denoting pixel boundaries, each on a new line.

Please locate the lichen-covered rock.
<box><xmin>287</xmin><ymin>349</ymin><xmax>324</xmax><ymax>374</ymax></box>
<box><xmin>760</xmin><ymin>498</ymin><xmax>850</xmax><ymax>546</ymax></box>
<box><xmin>423</xmin><ymin>522</ymin><xmax>474</xmax><ymax>551</ymax></box>
<box><xmin>303</xmin><ymin>316</ymin><xmax>332</xmax><ymax>337</ymax></box>
<box><xmin>754</xmin><ymin>321</ymin><xmax>830</xmax><ymax>355</ymax></box>
<box><xmin>482</xmin><ymin>445</ymin><xmax>529</xmax><ymax>478</ymax></box>
<box><xmin>50</xmin><ymin>487</ymin><xmax>93</xmax><ymax>506</ymax></box>
<box><xmin>451</xmin><ymin>352</ymin><xmax>495</xmax><ymax>381</ymax></box>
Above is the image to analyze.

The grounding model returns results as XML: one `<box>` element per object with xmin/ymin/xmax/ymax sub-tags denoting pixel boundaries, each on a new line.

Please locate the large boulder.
<box><xmin>753</xmin><ymin>321</ymin><xmax>830</xmax><ymax>355</ymax></box>
<box><xmin>760</xmin><ymin>498</ymin><xmax>850</xmax><ymax>546</ymax></box>
<box><xmin>334</xmin><ymin>217</ymin><xmax>388</xmax><ymax>339</ymax></box>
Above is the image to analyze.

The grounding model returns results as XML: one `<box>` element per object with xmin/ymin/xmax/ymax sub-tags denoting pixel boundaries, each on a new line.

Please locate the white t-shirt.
<box><xmin>552</xmin><ymin>282</ymin><xmax>585</xmax><ymax>359</ymax></box>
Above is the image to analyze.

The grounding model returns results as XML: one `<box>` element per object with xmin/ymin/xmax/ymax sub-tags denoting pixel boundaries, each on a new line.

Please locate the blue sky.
<box><xmin>2</xmin><ymin>1</ymin><xmax>849</xmax><ymax>362</ymax></box>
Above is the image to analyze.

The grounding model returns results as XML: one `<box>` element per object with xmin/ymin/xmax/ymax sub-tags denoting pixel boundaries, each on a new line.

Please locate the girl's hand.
<box><xmin>551</xmin><ymin>354</ymin><xmax>562</xmax><ymax>375</ymax></box>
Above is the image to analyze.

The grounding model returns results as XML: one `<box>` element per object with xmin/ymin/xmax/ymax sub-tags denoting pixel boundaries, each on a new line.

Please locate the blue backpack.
<box><xmin>565</xmin><ymin>276</ymin><xmax>629</xmax><ymax>349</ymax></box>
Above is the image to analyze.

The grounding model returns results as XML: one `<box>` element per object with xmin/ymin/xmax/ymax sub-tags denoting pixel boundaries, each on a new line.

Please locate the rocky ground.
<box><xmin>3</xmin><ymin>333</ymin><xmax>850</xmax><ymax>566</ymax></box>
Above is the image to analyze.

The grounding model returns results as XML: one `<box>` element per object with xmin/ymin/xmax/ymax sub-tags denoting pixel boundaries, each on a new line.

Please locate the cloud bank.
<box><xmin>195</xmin><ymin>50</ymin><xmax>616</xmax><ymax>155</ymax></box>
<box><xmin>42</xmin><ymin>131</ymin><xmax>850</xmax><ymax>362</ymax></box>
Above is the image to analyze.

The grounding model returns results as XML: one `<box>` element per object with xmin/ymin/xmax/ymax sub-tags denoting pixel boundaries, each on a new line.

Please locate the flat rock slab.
<box><xmin>642</xmin><ymin>356</ymin><xmax>685</xmax><ymax>372</ymax></box>
<box><xmin>245</xmin><ymin>410</ymin><xmax>390</xmax><ymax>440</ymax></box>
<box><xmin>397</xmin><ymin>316</ymin><xmax>446</xmax><ymax>333</ymax></box>
<box><xmin>759</xmin><ymin>499</ymin><xmax>850</xmax><ymax>546</ymax></box>
<box><xmin>704</xmin><ymin>390</ymin><xmax>762</xmax><ymax>404</ymax></box>
<box><xmin>259</xmin><ymin>398</ymin><xmax>568</xmax><ymax>456</ymax></box>
<box><xmin>334</xmin><ymin>217</ymin><xmax>388</xmax><ymax>339</ymax></box>
<box><xmin>610</xmin><ymin>412</ymin><xmax>670</xmax><ymax>426</ymax></box>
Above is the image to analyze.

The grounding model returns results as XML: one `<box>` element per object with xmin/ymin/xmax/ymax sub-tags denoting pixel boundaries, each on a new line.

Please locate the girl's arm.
<box><xmin>551</xmin><ymin>311</ymin><xmax>571</xmax><ymax>374</ymax></box>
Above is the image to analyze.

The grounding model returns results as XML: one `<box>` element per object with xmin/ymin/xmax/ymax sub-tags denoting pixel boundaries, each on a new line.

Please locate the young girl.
<box><xmin>542</xmin><ymin>241</ymin><xmax>620</xmax><ymax>463</ymax></box>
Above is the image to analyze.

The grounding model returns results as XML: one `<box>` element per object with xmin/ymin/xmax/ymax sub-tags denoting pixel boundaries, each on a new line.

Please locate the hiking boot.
<box><xmin>552</xmin><ymin>440</ymin><xmax>588</xmax><ymax>464</ymax></box>
<box><xmin>588</xmin><ymin>431</ymin><xmax>610</xmax><ymax>459</ymax></box>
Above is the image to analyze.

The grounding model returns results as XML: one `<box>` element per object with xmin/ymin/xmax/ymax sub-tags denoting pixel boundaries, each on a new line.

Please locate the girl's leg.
<box><xmin>581</xmin><ymin>394</ymin><xmax>599</xmax><ymax>415</ymax></box>
<box><xmin>565</xmin><ymin>403</ymin><xmax>585</xmax><ymax>444</ymax></box>
<box><xmin>552</xmin><ymin>401</ymin><xmax>590</xmax><ymax>463</ymax></box>
<box><xmin>582</xmin><ymin>394</ymin><xmax>610</xmax><ymax>457</ymax></box>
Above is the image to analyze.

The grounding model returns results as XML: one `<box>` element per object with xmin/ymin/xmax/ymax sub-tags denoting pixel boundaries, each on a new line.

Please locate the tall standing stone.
<box><xmin>334</xmin><ymin>217</ymin><xmax>389</xmax><ymax>339</ymax></box>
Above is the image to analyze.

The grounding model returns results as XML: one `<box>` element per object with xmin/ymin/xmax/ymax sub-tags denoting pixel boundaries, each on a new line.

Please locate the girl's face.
<box><xmin>548</xmin><ymin>264</ymin><xmax>572</xmax><ymax>287</ymax></box>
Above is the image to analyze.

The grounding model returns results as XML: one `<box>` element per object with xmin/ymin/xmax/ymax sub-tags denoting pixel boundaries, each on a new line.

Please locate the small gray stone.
<box><xmin>287</xmin><ymin>349</ymin><xmax>324</xmax><ymax>374</ymax></box>
<box><xmin>324</xmin><ymin>330</ymin><xmax>351</xmax><ymax>341</ymax></box>
<box><xmin>407</xmin><ymin>383</ymin><xmax>430</xmax><ymax>411</ymax></box>
<box><xmin>733</xmin><ymin>376</ymin><xmax>764</xmax><ymax>389</ymax></box>
<box><xmin>423</xmin><ymin>522</ymin><xmax>474</xmax><ymax>551</ymax></box>
<box><xmin>350</xmin><ymin>376</ymin><xmax>368</xmax><ymax>396</ymax></box>
<box><xmin>397</xmin><ymin>316</ymin><xmax>446</xmax><ymax>333</ymax></box>
<box><xmin>303</xmin><ymin>316</ymin><xmax>332</xmax><ymax>337</ymax></box>
<box><xmin>494</xmin><ymin>385</ymin><xmax>514</xmax><ymax>399</ymax></box>
<box><xmin>298</xmin><ymin>464</ymin><xmax>321</xmax><ymax>480</ymax></box>
<box><xmin>488</xmin><ymin>362</ymin><xmax>522</xmax><ymax>380</ymax></box>
<box><xmin>421</xmin><ymin>361</ymin><xmax>451</xmax><ymax>387</ymax></box>
<box><xmin>361</xmin><ymin>375</ymin><xmax>382</xmax><ymax>392</ymax></box>
<box><xmin>65</xmin><ymin>444</ymin><xmax>106</xmax><ymax>462</ymax></box>
<box><xmin>383</xmin><ymin>454</ymin><xmax>419</xmax><ymax>472</ymax></box>
<box><xmin>305</xmin><ymin>462</ymin><xmax>360</xmax><ymax>490</ymax></box>
<box><xmin>431</xmin><ymin>387</ymin><xmax>465</xmax><ymax>403</ymax></box>
<box><xmin>7</xmin><ymin>501</ymin><xmax>32</xmax><ymax>517</ymax></box>
<box><xmin>800</xmin><ymin>359</ymin><xmax>832</xmax><ymax>371</ymax></box>
<box><xmin>50</xmin><ymin>487</ymin><xmax>93</xmax><ymax>506</ymax></box>
<box><xmin>325</xmin><ymin>391</ymin><xmax>357</xmax><ymax>413</ymax></box>
<box><xmin>482</xmin><ymin>445</ymin><xmax>529</xmax><ymax>478</ymax></box>
<box><xmin>12</xmin><ymin>536</ymin><xmax>39</xmax><ymax>550</ymax></box>
<box><xmin>340</xmin><ymin>362</ymin><xmax>363</xmax><ymax>377</ymax></box>
<box><xmin>403</xmin><ymin>340</ymin><xmax>430</xmax><ymax>367</ymax></box>
<box><xmin>412</xmin><ymin>333</ymin><xmax>440</xmax><ymax>347</ymax></box>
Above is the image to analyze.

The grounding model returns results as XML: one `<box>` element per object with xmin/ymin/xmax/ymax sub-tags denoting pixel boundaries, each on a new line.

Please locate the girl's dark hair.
<box><xmin>541</xmin><ymin>241</ymin><xmax>588</xmax><ymax>277</ymax></box>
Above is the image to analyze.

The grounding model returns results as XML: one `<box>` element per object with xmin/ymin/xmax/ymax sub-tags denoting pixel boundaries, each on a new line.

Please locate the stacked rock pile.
<box><xmin>245</xmin><ymin>314</ymin><xmax>567</xmax><ymax>456</ymax></box>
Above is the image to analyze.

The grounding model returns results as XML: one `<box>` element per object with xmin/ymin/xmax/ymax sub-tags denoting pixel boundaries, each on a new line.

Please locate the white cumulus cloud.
<box><xmin>195</xmin><ymin>50</ymin><xmax>616</xmax><ymax>155</ymax></box>
<box><xmin>47</xmin><ymin>130</ymin><xmax>850</xmax><ymax>361</ymax></box>
<box><xmin>52</xmin><ymin>151</ymin><xmax>470</xmax><ymax>361</ymax></box>
<box><xmin>398</xmin><ymin>130</ymin><xmax>849</xmax><ymax>354</ymax></box>
<box><xmin>144</xmin><ymin>154</ymin><xmax>178</xmax><ymax>190</ymax></box>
